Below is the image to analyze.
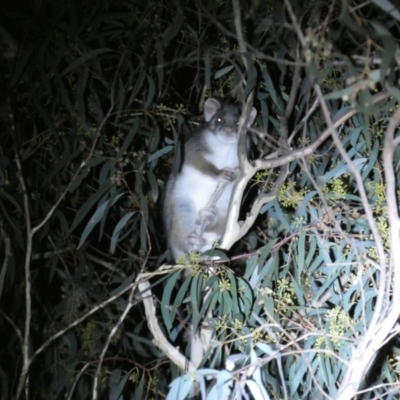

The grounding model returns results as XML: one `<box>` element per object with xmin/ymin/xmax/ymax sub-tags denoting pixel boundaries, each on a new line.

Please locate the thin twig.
<box><xmin>0</xmin><ymin>223</ymin><xmax>11</xmax><ymax>300</ymax></box>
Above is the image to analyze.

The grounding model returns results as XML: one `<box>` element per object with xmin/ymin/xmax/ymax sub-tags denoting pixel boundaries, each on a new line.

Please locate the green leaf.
<box><xmin>214</xmin><ymin>65</ymin><xmax>234</xmax><ymax>79</ymax></box>
<box><xmin>10</xmin><ymin>44</ymin><xmax>36</xmax><ymax>88</ymax></box>
<box><xmin>69</xmin><ymin>181</ymin><xmax>113</xmax><ymax>233</ymax></box>
<box><xmin>261</xmin><ymin>67</ymin><xmax>281</xmax><ymax>111</ymax></box>
<box><xmin>60</xmin><ymin>48</ymin><xmax>112</xmax><ymax>76</ymax></box>
<box><xmin>199</xmin><ymin>286</ymin><xmax>217</xmax><ymax>318</ymax></box>
<box><xmin>144</xmin><ymin>75</ymin><xmax>156</xmax><ymax>108</ymax></box>
<box><xmin>109</xmin><ymin>368</ymin><xmax>131</xmax><ymax>400</ymax></box>
<box><xmin>110</xmin><ymin>273</ymin><xmax>136</xmax><ymax>297</ymax></box>
<box><xmin>77</xmin><ymin>193</ymin><xmax>124</xmax><ymax>249</ymax></box>
<box><xmin>371</xmin><ymin>0</ymin><xmax>400</xmax><ymax>21</ymax></box>
<box><xmin>148</xmin><ymin>145</ymin><xmax>174</xmax><ymax>163</ymax></box>
<box><xmin>246</xmin><ymin>379</ymin><xmax>271</xmax><ymax>400</ymax></box>
<box><xmin>372</xmin><ymin>23</ymin><xmax>397</xmax><ymax>82</ymax></box>
<box><xmin>227</xmin><ymin>272</ymin><xmax>240</xmax><ymax>316</ymax></box>
<box><xmin>305</xmin><ymin>235</ymin><xmax>317</xmax><ymax>268</ymax></box>
<box><xmin>255</xmin><ymin>17</ymin><xmax>273</xmax><ymax>34</ymax></box>
<box><xmin>1</xmin><ymin>192</ymin><xmax>22</xmax><ymax>216</ymax></box>
<box><xmin>129</xmin><ymin>62</ymin><xmax>146</xmax><ymax>103</ymax></box>
<box><xmin>221</xmin><ymin>290</ymin><xmax>233</xmax><ymax>317</ymax></box>
<box><xmin>290</xmin><ymin>361</ymin><xmax>308</xmax><ymax>396</ymax></box>
<box><xmin>167</xmin><ymin>374</ymin><xmax>194</xmax><ymax>400</ymax></box>
<box><xmin>161</xmin><ymin>270</ymin><xmax>181</xmax><ymax>332</ymax></box>
<box><xmin>171</xmin><ymin>273</ymin><xmax>192</xmax><ymax>322</ymax></box>
<box><xmin>156</xmin><ymin>41</ymin><xmax>164</xmax><ymax>90</ymax></box>
<box><xmin>114</xmin><ymin>77</ymin><xmax>125</xmax><ymax>124</ymax></box>
<box><xmin>190</xmin><ymin>273</ymin><xmax>202</xmax><ymax>332</ymax></box>
<box><xmin>259</xmin><ymin>239</ymin><xmax>278</xmax><ymax>269</ymax></box>
<box><xmin>297</xmin><ymin>229</ymin><xmax>306</xmax><ymax>277</ymax></box>
<box><xmin>243</xmin><ymin>62</ymin><xmax>257</xmax><ymax>100</ymax></box>
<box><xmin>110</xmin><ymin>211</ymin><xmax>136</xmax><ymax>254</ymax></box>
<box><xmin>237</xmin><ymin>278</ymin><xmax>253</xmax><ymax>316</ymax></box>
<box><xmin>78</xmin><ymin>200</ymin><xmax>109</xmax><ymax>249</ymax></box>
<box><xmin>361</xmin><ymin>140</ymin><xmax>379</xmax><ymax>181</ymax></box>
<box><xmin>116</xmin><ymin>119</ymin><xmax>139</xmax><ymax>159</ymax></box>
<box><xmin>160</xmin><ymin>8</ymin><xmax>183</xmax><ymax>46</ymax></box>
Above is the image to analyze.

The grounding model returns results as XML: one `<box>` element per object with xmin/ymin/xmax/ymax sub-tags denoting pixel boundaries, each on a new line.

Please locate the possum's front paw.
<box><xmin>185</xmin><ymin>233</ymin><xmax>205</xmax><ymax>253</ymax></box>
<box><xmin>199</xmin><ymin>207</ymin><xmax>218</xmax><ymax>227</ymax></box>
<box><xmin>220</xmin><ymin>167</ymin><xmax>239</xmax><ymax>182</ymax></box>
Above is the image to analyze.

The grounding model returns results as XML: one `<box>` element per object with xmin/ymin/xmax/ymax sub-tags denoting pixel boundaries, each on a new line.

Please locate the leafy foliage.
<box><xmin>1</xmin><ymin>0</ymin><xmax>400</xmax><ymax>399</ymax></box>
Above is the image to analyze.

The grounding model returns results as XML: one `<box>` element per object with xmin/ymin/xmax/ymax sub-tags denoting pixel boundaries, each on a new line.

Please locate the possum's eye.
<box><xmin>217</xmin><ymin>117</ymin><xmax>223</xmax><ymax>123</ymax></box>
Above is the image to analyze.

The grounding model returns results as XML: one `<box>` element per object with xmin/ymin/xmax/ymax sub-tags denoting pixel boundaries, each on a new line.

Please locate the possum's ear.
<box><xmin>203</xmin><ymin>98</ymin><xmax>221</xmax><ymax>122</ymax></box>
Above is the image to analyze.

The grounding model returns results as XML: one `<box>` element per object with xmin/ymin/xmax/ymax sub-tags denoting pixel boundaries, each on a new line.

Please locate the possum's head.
<box><xmin>203</xmin><ymin>98</ymin><xmax>257</xmax><ymax>142</ymax></box>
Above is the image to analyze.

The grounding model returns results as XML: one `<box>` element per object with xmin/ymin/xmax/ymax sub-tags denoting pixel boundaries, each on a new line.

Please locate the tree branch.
<box><xmin>138</xmin><ymin>280</ymin><xmax>197</xmax><ymax>372</ymax></box>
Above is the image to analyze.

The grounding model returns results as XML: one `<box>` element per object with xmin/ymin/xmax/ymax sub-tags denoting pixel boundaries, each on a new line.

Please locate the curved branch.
<box><xmin>138</xmin><ymin>280</ymin><xmax>196</xmax><ymax>373</ymax></box>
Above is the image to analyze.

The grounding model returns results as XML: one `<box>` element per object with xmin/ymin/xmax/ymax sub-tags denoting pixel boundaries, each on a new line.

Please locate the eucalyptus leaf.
<box><xmin>110</xmin><ymin>211</ymin><xmax>136</xmax><ymax>253</ymax></box>
<box><xmin>77</xmin><ymin>193</ymin><xmax>124</xmax><ymax>248</ymax></box>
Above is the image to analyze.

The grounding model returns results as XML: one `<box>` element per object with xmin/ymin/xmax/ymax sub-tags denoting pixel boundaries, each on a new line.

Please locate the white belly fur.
<box><xmin>175</xmin><ymin>139</ymin><xmax>238</xmax><ymax>215</ymax></box>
